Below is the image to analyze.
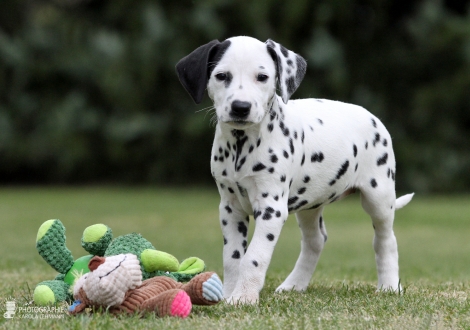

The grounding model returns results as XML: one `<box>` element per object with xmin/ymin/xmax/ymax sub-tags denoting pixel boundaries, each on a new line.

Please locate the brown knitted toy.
<box><xmin>69</xmin><ymin>254</ymin><xmax>223</xmax><ymax>318</ymax></box>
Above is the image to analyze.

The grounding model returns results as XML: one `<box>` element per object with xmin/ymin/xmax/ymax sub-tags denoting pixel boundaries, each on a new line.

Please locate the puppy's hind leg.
<box><xmin>276</xmin><ymin>207</ymin><xmax>327</xmax><ymax>292</ymax></box>
<box><xmin>360</xmin><ymin>183</ymin><xmax>401</xmax><ymax>292</ymax></box>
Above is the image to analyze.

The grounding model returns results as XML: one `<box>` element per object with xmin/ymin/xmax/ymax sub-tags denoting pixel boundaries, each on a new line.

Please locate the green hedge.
<box><xmin>1</xmin><ymin>0</ymin><xmax>469</xmax><ymax>192</ymax></box>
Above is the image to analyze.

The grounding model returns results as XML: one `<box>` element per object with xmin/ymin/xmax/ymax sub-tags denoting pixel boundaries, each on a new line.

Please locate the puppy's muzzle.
<box><xmin>230</xmin><ymin>100</ymin><xmax>251</xmax><ymax>120</ymax></box>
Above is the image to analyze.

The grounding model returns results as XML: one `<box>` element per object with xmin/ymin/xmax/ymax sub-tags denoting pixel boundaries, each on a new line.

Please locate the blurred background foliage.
<box><xmin>0</xmin><ymin>0</ymin><xmax>469</xmax><ymax>192</ymax></box>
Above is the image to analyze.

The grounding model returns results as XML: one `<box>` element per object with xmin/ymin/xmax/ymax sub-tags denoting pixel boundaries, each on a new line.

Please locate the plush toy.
<box><xmin>69</xmin><ymin>254</ymin><xmax>223</xmax><ymax>318</ymax></box>
<box><xmin>34</xmin><ymin>219</ymin><xmax>206</xmax><ymax>306</ymax></box>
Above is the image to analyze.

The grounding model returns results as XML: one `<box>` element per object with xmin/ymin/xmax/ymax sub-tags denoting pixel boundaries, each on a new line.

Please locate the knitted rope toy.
<box><xmin>34</xmin><ymin>219</ymin><xmax>206</xmax><ymax>306</ymax></box>
<box><xmin>69</xmin><ymin>254</ymin><xmax>223</xmax><ymax>318</ymax></box>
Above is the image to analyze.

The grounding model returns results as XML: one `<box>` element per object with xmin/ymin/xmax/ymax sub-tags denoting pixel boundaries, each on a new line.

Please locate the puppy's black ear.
<box><xmin>266</xmin><ymin>39</ymin><xmax>307</xmax><ymax>104</ymax></box>
<box><xmin>176</xmin><ymin>40</ymin><xmax>231</xmax><ymax>104</ymax></box>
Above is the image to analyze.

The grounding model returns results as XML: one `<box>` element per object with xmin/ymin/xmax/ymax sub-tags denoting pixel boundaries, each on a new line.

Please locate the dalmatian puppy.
<box><xmin>176</xmin><ymin>36</ymin><xmax>414</xmax><ymax>304</ymax></box>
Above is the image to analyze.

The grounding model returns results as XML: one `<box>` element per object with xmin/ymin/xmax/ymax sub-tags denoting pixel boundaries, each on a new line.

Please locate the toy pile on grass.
<box><xmin>34</xmin><ymin>219</ymin><xmax>223</xmax><ymax>318</ymax></box>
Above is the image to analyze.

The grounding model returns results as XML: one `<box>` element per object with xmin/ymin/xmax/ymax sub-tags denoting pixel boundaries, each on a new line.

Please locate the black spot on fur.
<box><xmin>294</xmin><ymin>200</ymin><xmax>308</xmax><ymax>210</ymax></box>
<box><xmin>271</xmin><ymin>154</ymin><xmax>278</xmax><ymax>163</ymax></box>
<box><xmin>303</xmin><ymin>176</ymin><xmax>310</xmax><ymax>183</ymax></box>
<box><xmin>220</xmin><ymin>183</ymin><xmax>225</xmax><ymax>189</ymax></box>
<box><xmin>293</xmin><ymin>131</ymin><xmax>298</xmax><ymax>139</ymax></box>
<box><xmin>353</xmin><ymin>144</ymin><xmax>358</xmax><ymax>157</ymax></box>
<box><xmin>249</xmin><ymin>145</ymin><xmax>254</xmax><ymax>153</ymax></box>
<box><xmin>257</xmin><ymin>138</ymin><xmax>261</xmax><ymax>147</ymax></box>
<box><xmin>279</xmin><ymin>121</ymin><xmax>290</xmax><ymax>137</ymax></box>
<box><xmin>301</xmin><ymin>153</ymin><xmax>305</xmax><ymax>165</ymax></box>
<box><xmin>232</xmin><ymin>129</ymin><xmax>245</xmax><ymax>138</ymax></box>
<box><xmin>243</xmin><ymin>240</ymin><xmax>247</xmax><ymax>252</ymax></box>
<box><xmin>268</xmin><ymin>123</ymin><xmax>274</xmax><ymax>132</ymax></box>
<box><xmin>329</xmin><ymin>160</ymin><xmax>349</xmax><ymax>186</ymax></box>
<box><xmin>224</xmin><ymin>237</ymin><xmax>227</xmax><ymax>245</ymax></box>
<box><xmin>285</xmin><ymin>77</ymin><xmax>296</xmax><ymax>95</ymax></box>
<box><xmin>262</xmin><ymin>210</ymin><xmax>273</xmax><ymax>220</ymax></box>
<box><xmin>222</xmin><ymin>219</ymin><xmax>227</xmax><ymax>226</ymax></box>
<box><xmin>274</xmin><ymin>195</ymin><xmax>279</xmax><ymax>201</ymax></box>
<box><xmin>373</xmin><ymin>133</ymin><xmax>381</xmax><ymax>147</ymax></box>
<box><xmin>280</xmin><ymin>45</ymin><xmax>289</xmax><ymax>57</ymax></box>
<box><xmin>225</xmin><ymin>205</ymin><xmax>232</xmax><ymax>213</ymax></box>
<box><xmin>268</xmin><ymin>167</ymin><xmax>275</xmax><ymax>173</ymax></box>
<box><xmin>214</xmin><ymin>156</ymin><xmax>218</xmax><ymax>161</ymax></box>
<box><xmin>308</xmin><ymin>203</ymin><xmax>322</xmax><ymax>210</ymax></box>
<box><xmin>387</xmin><ymin>168</ymin><xmax>391</xmax><ymax>178</ymax></box>
<box><xmin>267</xmin><ymin>233</ymin><xmax>275</xmax><ymax>241</ymax></box>
<box><xmin>298</xmin><ymin>187</ymin><xmax>306</xmax><ymax>194</ymax></box>
<box><xmin>311</xmin><ymin>152</ymin><xmax>325</xmax><ymax>163</ymax></box>
<box><xmin>269</xmin><ymin>110</ymin><xmax>276</xmax><ymax>121</ymax></box>
<box><xmin>253</xmin><ymin>163</ymin><xmax>266</xmax><ymax>172</ymax></box>
<box><xmin>365</xmin><ymin>141</ymin><xmax>368</xmax><ymax>150</ymax></box>
<box><xmin>280</xmin><ymin>175</ymin><xmax>286</xmax><ymax>182</ymax></box>
<box><xmin>355</xmin><ymin>163</ymin><xmax>358</xmax><ymax>172</ymax></box>
<box><xmin>266</xmin><ymin>207</ymin><xmax>275</xmax><ymax>214</ymax></box>
<box><xmin>371</xmin><ymin>118</ymin><xmax>377</xmax><ymax>128</ymax></box>
<box><xmin>228</xmin><ymin>187</ymin><xmax>235</xmax><ymax>194</ymax></box>
<box><xmin>288</xmin><ymin>196</ymin><xmax>299</xmax><ymax>205</ymax></box>
<box><xmin>275</xmin><ymin>210</ymin><xmax>281</xmax><ymax>217</ymax></box>
<box><xmin>289</xmin><ymin>179</ymin><xmax>293</xmax><ymax>188</ymax></box>
<box><xmin>232</xmin><ymin>250</ymin><xmax>240</xmax><ymax>259</ymax></box>
<box><xmin>252</xmin><ymin>260</ymin><xmax>258</xmax><ymax>267</ymax></box>
<box><xmin>233</xmin><ymin>134</ymin><xmax>248</xmax><ymax>171</ymax></box>
<box><xmin>301</xmin><ymin>130</ymin><xmax>305</xmax><ymax>143</ymax></box>
<box><xmin>383</xmin><ymin>139</ymin><xmax>388</xmax><ymax>147</ymax></box>
<box><xmin>236</xmin><ymin>156</ymin><xmax>246</xmax><ymax>171</ymax></box>
<box><xmin>283</xmin><ymin>150</ymin><xmax>289</xmax><ymax>159</ymax></box>
<box><xmin>317</xmin><ymin>118</ymin><xmax>323</xmax><ymax>125</ymax></box>
<box><xmin>238</xmin><ymin>221</ymin><xmax>248</xmax><ymax>237</ymax></box>
<box><xmin>391</xmin><ymin>170</ymin><xmax>395</xmax><ymax>181</ymax></box>
<box><xmin>289</xmin><ymin>138</ymin><xmax>295</xmax><ymax>154</ymax></box>
<box><xmin>377</xmin><ymin>153</ymin><xmax>388</xmax><ymax>166</ymax></box>
<box><xmin>371</xmin><ymin>178</ymin><xmax>378</xmax><ymax>188</ymax></box>
<box><xmin>262</xmin><ymin>192</ymin><xmax>269</xmax><ymax>198</ymax></box>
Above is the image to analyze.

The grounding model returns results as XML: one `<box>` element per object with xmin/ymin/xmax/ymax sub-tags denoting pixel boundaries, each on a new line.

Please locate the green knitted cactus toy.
<box><xmin>34</xmin><ymin>220</ymin><xmax>206</xmax><ymax>306</ymax></box>
<box><xmin>34</xmin><ymin>220</ymin><xmax>93</xmax><ymax>306</ymax></box>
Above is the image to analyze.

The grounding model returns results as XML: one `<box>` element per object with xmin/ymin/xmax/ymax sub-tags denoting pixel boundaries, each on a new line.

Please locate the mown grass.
<box><xmin>0</xmin><ymin>187</ymin><xmax>468</xmax><ymax>329</ymax></box>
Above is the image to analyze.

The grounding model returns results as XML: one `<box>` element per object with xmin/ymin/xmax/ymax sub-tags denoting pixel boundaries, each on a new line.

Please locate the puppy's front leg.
<box><xmin>228</xmin><ymin>198</ymin><xmax>288</xmax><ymax>304</ymax></box>
<box><xmin>219</xmin><ymin>197</ymin><xmax>249</xmax><ymax>299</ymax></box>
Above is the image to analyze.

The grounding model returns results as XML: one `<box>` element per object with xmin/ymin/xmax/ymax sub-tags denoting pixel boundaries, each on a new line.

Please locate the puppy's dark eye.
<box><xmin>215</xmin><ymin>73</ymin><xmax>227</xmax><ymax>81</ymax></box>
<box><xmin>257</xmin><ymin>74</ymin><xmax>268</xmax><ymax>82</ymax></box>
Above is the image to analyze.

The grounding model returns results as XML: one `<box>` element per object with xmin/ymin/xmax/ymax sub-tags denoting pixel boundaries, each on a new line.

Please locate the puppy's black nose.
<box><xmin>230</xmin><ymin>100</ymin><xmax>251</xmax><ymax>119</ymax></box>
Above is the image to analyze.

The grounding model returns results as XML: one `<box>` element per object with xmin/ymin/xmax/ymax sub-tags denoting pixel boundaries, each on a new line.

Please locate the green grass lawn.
<box><xmin>0</xmin><ymin>187</ymin><xmax>468</xmax><ymax>329</ymax></box>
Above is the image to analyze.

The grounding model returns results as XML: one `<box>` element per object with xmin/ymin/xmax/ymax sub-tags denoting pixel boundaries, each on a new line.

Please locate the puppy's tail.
<box><xmin>395</xmin><ymin>193</ymin><xmax>414</xmax><ymax>210</ymax></box>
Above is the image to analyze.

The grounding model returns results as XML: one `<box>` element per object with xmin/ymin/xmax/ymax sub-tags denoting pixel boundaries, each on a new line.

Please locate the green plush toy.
<box><xmin>34</xmin><ymin>219</ymin><xmax>205</xmax><ymax>306</ymax></box>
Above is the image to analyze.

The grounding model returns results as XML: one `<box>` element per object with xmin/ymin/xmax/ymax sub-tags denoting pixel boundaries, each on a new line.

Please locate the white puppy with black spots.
<box><xmin>176</xmin><ymin>36</ymin><xmax>414</xmax><ymax>304</ymax></box>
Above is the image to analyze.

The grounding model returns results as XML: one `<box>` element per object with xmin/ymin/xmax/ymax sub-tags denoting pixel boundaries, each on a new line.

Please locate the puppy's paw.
<box><xmin>225</xmin><ymin>292</ymin><xmax>259</xmax><ymax>305</ymax></box>
<box><xmin>276</xmin><ymin>280</ymin><xmax>308</xmax><ymax>293</ymax></box>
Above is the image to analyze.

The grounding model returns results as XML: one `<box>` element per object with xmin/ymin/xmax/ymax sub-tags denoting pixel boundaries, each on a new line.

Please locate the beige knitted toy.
<box><xmin>69</xmin><ymin>254</ymin><xmax>223</xmax><ymax>318</ymax></box>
